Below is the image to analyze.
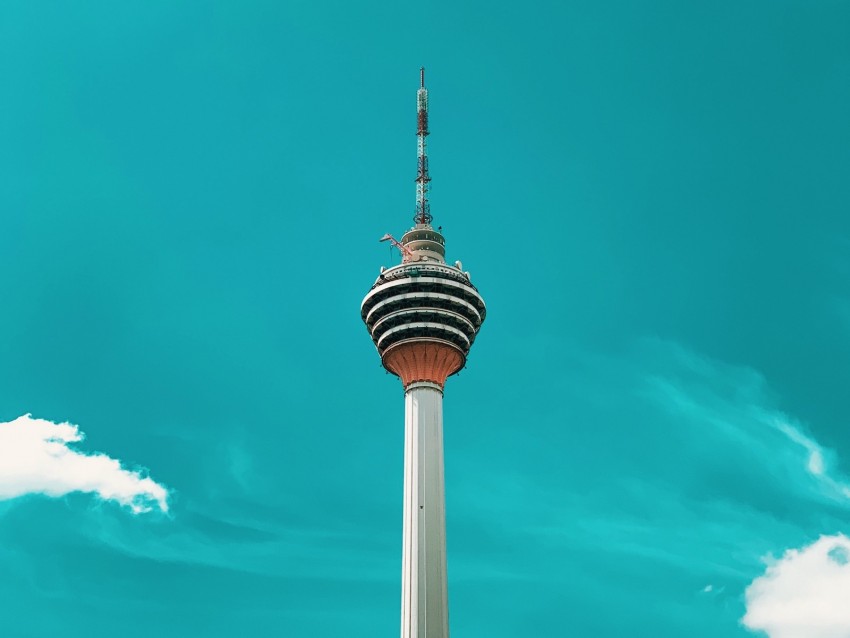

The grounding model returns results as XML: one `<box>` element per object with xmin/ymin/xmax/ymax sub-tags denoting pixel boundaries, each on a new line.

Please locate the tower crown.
<box><xmin>362</xmin><ymin>70</ymin><xmax>485</xmax><ymax>388</ymax></box>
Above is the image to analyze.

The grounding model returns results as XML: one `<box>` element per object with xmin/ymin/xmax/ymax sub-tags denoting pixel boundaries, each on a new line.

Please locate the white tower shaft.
<box><xmin>401</xmin><ymin>381</ymin><xmax>449</xmax><ymax>638</ymax></box>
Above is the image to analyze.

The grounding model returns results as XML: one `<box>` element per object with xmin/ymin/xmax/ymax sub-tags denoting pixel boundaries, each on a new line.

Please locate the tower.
<box><xmin>361</xmin><ymin>70</ymin><xmax>486</xmax><ymax>638</ymax></box>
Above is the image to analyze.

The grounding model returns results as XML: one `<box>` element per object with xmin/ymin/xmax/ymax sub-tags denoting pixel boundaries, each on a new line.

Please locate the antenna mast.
<box><xmin>415</xmin><ymin>67</ymin><xmax>432</xmax><ymax>225</ymax></box>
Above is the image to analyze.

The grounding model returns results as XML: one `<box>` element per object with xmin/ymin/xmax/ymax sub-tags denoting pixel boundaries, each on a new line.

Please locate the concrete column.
<box><xmin>401</xmin><ymin>381</ymin><xmax>449</xmax><ymax>638</ymax></box>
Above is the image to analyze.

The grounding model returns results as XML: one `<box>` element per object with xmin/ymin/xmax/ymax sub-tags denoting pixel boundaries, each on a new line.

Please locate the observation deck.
<box><xmin>361</xmin><ymin>226</ymin><xmax>486</xmax><ymax>387</ymax></box>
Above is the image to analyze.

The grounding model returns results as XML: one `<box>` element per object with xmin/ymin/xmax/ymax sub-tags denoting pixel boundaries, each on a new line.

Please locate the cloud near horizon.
<box><xmin>743</xmin><ymin>534</ymin><xmax>850</xmax><ymax>638</ymax></box>
<box><xmin>0</xmin><ymin>414</ymin><xmax>168</xmax><ymax>513</ymax></box>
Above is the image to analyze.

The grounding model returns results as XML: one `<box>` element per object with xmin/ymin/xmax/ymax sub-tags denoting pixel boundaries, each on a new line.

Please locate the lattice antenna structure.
<box><xmin>415</xmin><ymin>67</ymin><xmax>432</xmax><ymax>225</ymax></box>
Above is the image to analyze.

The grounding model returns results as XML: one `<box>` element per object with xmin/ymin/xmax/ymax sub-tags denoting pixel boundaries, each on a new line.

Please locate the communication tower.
<box><xmin>361</xmin><ymin>69</ymin><xmax>486</xmax><ymax>638</ymax></box>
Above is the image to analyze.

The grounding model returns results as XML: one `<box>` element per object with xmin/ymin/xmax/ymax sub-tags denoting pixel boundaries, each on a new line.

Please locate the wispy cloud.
<box><xmin>773</xmin><ymin>420</ymin><xmax>850</xmax><ymax>500</ymax></box>
<box><xmin>639</xmin><ymin>339</ymin><xmax>850</xmax><ymax>508</ymax></box>
<box><xmin>0</xmin><ymin>414</ymin><xmax>168</xmax><ymax>513</ymax></box>
<box><xmin>743</xmin><ymin>534</ymin><xmax>850</xmax><ymax>638</ymax></box>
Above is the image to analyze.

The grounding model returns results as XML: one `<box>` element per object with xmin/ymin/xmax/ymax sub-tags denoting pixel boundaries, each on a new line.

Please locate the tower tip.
<box><xmin>420</xmin><ymin>67</ymin><xmax>425</xmax><ymax>88</ymax></box>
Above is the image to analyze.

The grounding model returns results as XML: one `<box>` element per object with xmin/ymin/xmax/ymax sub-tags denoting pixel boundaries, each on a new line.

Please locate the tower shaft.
<box><xmin>402</xmin><ymin>381</ymin><xmax>449</xmax><ymax>638</ymax></box>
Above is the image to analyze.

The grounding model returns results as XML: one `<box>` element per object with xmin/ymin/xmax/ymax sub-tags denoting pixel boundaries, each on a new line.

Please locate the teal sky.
<box><xmin>1</xmin><ymin>2</ymin><xmax>849</xmax><ymax>636</ymax></box>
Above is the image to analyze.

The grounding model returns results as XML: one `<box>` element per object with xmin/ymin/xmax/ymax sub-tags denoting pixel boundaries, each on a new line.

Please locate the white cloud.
<box><xmin>0</xmin><ymin>414</ymin><xmax>168</xmax><ymax>513</ymax></box>
<box><xmin>743</xmin><ymin>534</ymin><xmax>850</xmax><ymax>638</ymax></box>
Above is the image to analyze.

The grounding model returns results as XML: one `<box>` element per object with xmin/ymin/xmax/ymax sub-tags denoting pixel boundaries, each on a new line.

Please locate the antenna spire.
<box><xmin>415</xmin><ymin>67</ymin><xmax>432</xmax><ymax>225</ymax></box>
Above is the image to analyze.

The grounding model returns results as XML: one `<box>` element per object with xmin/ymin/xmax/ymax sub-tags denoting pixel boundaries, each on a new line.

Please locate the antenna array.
<box><xmin>414</xmin><ymin>67</ymin><xmax>432</xmax><ymax>225</ymax></box>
